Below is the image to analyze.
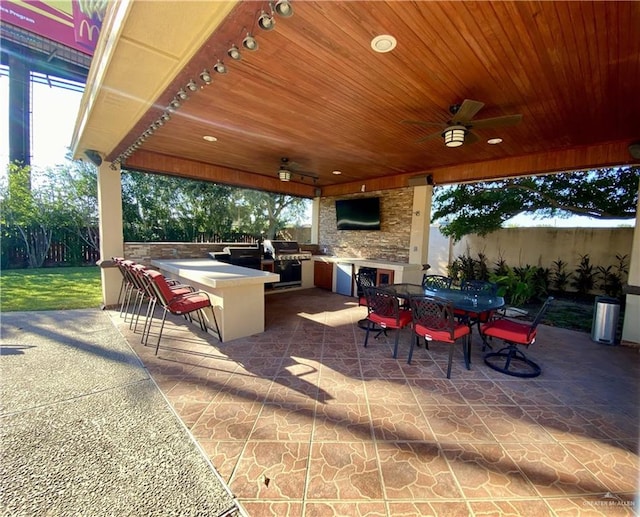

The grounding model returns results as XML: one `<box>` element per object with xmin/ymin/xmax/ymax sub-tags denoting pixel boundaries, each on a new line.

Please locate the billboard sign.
<box><xmin>1</xmin><ymin>0</ymin><xmax>106</xmax><ymax>55</ymax></box>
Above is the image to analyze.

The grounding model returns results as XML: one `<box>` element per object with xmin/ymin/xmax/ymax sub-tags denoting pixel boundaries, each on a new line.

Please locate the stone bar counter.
<box><xmin>151</xmin><ymin>258</ymin><xmax>280</xmax><ymax>341</ymax></box>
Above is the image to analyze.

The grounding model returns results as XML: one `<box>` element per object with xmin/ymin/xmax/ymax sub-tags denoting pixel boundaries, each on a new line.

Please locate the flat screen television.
<box><xmin>335</xmin><ymin>197</ymin><xmax>381</xmax><ymax>230</ymax></box>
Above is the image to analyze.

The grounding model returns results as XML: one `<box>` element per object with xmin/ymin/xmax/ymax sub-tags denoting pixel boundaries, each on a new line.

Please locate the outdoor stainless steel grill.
<box><xmin>263</xmin><ymin>240</ymin><xmax>311</xmax><ymax>288</ymax></box>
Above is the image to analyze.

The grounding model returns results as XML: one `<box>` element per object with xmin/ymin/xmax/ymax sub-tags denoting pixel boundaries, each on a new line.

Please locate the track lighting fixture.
<box><xmin>169</xmin><ymin>98</ymin><xmax>181</xmax><ymax>109</ymax></box>
<box><xmin>227</xmin><ymin>44</ymin><xmax>242</xmax><ymax>60</ymax></box>
<box><xmin>258</xmin><ymin>10</ymin><xmax>275</xmax><ymax>30</ymax></box>
<box><xmin>213</xmin><ymin>60</ymin><xmax>227</xmax><ymax>74</ymax></box>
<box><xmin>200</xmin><ymin>69</ymin><xmax>212</xmax><ymax>84</ymax></box>
<box><xmin>242</xmin><ymin>32</ymin><xmax>258</xmax><ymax>51</ymax></box>
<box><xmin>274</xmin><ymin>0</ymin><xmax>293</xmax><ymax>17</ymax></box>
<box><xmin>186</xmin><ymin>79</ymin><xmax>198</xmax><ymax>92</ymax></box>
<box><xmin>176</xmin><ymin>88</ymin><xmax>188</xmax><ymax>101</ymax></box>
<box><xmin>160</xmin><ymin>112</ymin><xmax>171</xmax><ymax>122</ymax></box>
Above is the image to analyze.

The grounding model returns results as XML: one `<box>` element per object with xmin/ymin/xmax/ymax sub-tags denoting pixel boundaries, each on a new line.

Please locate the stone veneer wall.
<box><xmin>124</xmin><ymin>242</ymin><xmax>232</xmax><ymax>266</ymax></box>
<box><xmin>124</xmin><ymin>241</ymin><xmax>320</xmax><ymax>265</ymax></box>
<box><xmin>319</xmin><ymin>188</ymin><xmax>414</xmax><ymax>262</ymax></box>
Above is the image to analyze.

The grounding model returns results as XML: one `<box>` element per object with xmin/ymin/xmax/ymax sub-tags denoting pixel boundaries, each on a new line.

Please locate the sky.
<box><xmin>0</xmin><ymin>70</ymin><xmax>634</xmax><ymax>229</ymax></box>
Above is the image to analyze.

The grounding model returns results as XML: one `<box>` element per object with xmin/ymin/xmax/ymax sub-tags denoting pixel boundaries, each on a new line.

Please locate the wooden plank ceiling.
<box><xmin>74</xmin><ymin>1</ymin><xmax>640</xmax><ymax>198</ymax></box>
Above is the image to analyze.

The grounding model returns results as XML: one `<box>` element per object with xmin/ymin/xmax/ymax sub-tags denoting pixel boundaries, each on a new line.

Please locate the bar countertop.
<box><xmin>151</xmin><ymin>259</ymin><xmax>279</xmax><ymax>289</ymax></box>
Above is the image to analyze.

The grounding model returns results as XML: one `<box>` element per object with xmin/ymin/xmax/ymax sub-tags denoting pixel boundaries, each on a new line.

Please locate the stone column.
<box><xmin>97</xmin><ymin>161</ymin><xmax>124</xmax><ymax>308</ymax></box>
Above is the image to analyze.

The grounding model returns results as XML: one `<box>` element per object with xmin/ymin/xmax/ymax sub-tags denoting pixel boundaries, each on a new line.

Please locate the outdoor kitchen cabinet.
<box><xmin>314</xmin><ymin>260</ymin><xmax>333</xmax><ymax>290</ymax></box>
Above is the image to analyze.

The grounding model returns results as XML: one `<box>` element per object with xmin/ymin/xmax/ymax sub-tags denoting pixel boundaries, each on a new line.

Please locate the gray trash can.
<box><xmin>591</xmin><ymin>296</ymin><xmax>620</xmax><ymax>344</ymax></box>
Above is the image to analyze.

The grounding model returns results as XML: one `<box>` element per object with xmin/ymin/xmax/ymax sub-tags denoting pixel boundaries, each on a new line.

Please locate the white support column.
<box><xmin>621</xmin><ymin>181</ymin><xmax>640</xmax><ymax>345</ymax></box>
<box><xmin>97</xmin><ymin>161</ymin><xmax>124</xmax><ymax>308</ymax></box>
<box><xmin>310</xmin><ymin>197</ymin><xmax>320</xmax><ymax>244</ymax></box>
<box><xmin>409</xmin><ymin>185</ymin><xmax>433</xmax><ymax>266</ymax></box>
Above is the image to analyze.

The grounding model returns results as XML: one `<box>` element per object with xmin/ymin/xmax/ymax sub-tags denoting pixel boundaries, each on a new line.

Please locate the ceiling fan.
<box><xmin>277</xmin><ymin>157</ymin><xmax>319</xmax><ymax>182</ymax></box>
<box><xmin>403</xmin><ymin>99</ymin><xmax>523</xmax><ymax>147</ymax></box>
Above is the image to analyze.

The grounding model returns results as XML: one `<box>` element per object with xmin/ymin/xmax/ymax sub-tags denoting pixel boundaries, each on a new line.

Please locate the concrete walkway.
<box><xmin>0</xmin><ymin>309</ymin><xmax>244</xmax><ymax>517</ymax></box>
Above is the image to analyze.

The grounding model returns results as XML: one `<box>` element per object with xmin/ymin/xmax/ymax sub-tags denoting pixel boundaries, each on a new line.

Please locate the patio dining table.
<box><xmin>380</xmin><ymin>283</ymin><xmax>506</xmax><ymax>353</ymax></box>
<box><xmin>381</xmin><ymin>283</ymin><xmax>505</xmax><ymax>314</ymax></box>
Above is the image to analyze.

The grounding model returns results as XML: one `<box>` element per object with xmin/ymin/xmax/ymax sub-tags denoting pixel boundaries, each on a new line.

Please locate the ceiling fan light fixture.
<box><xmin>443</xmin><ymin>125</ymin><xmax>466</xmax><ymax>147</ymax></box>
<box><xmin>278</xmin><ymin>169</ymin><xmax>291</xmax><ymax>181</ymax></box>
<box><xmin>258</xmin><ymin>11</ymin><xmax>275</xmax><ymax>30</ymax></box>
<box><xmin>227</xmin><ymin>44</ymin><xmax>242</xmax><ymax>60</ymax></box>
<box><xmin>274</xmin><ymin>0</ymin><xmax>293</xmax><ymax>17</ymax></box>
<box><xmin>242</xmin><ymin>33</ymin><xmax>258</xmax><ymax>51</ymax></box>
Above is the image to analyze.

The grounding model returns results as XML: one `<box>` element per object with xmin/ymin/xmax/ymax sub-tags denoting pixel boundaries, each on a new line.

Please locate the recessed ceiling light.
<box><xmin>332</xmin><ymin>170</ymin><xmax>342</xmax><ymax>175</ymax></box>
<box><xmin>371</xmin><ymin>35</ymin><xmax>397</xmax><ymax>53</ymax></box>
<box><xmin>487</xmin><ymin>138</ymin><xmax>503</xmax><ymax>145</ymax></box>
<box><xmin>203</xmin><ymin>135</ymin><xmax>217</xmax><ymax>142</ymax></box>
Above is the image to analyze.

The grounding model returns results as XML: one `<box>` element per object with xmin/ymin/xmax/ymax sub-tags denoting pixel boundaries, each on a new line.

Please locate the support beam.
<box><xmin>97</xmin><ymin>160</ymin><xmax>124</xmax><ymax>308</ymax></box>
<box><xmin>621</xmin><ymin>181</ymin><xmax>640</xmax><ymax>345</ymax></box>
<box><xmin>8</xmin><ymin>53</ymin><xmax>30</xmax><ymax>167</ymax></box>
<box><xmin>409</xmin><ymin>185</ymin><xmax>433</xmax><ymax>267</ymax></box>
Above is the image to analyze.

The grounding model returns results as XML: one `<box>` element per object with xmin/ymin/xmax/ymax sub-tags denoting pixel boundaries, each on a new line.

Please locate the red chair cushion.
<box><xmin>368</xmin><ymin>309</ymin><xmax>412</xmax><ymax>329</ymax></box>
<box><xmin>170</xmin><ymin>286</ymin><xmax>193</xmax><ymax>296</ymax></box>
<box><xmin>167</xmin><ymin>293</ymin><xmax>211</xmax><ymax>314</ymax></box>
<box><xmin>415</xmin><ymin>322</ymin><xmax>470</xmax><ymax>343</ymax></box>
<box><xmin>481</xmin><ymin>319</ymin><xmax>536</xmax><ymax>345</ymax></box>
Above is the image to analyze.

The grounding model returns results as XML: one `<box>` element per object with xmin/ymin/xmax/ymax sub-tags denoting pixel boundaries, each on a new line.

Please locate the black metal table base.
<box><xmin>484</xmin><ymin>345</ymin><xmax>541</xmax><ymax>378</ymax></box>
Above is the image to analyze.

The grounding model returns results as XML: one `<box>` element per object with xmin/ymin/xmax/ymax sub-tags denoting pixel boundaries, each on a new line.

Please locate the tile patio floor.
<box><xmin>111</xmin><ymin>288</ymin><xmax>639</xmax><ymax>517</ymax></box>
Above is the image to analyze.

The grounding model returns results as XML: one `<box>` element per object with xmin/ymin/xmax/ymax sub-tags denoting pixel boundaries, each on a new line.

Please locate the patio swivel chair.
<box><xmin>143</xmin><ymin>269</ymin><xmax>222</xmax><ymax>354</ymax></box>
<box><xmin>421</xmin><ymin>274</ymin><xmax>453</xmax><ymax>290</ymax></box>
<box><xmin>408</xmin><ymin>295</ymin><xmax>471</xmax><ymax>379</ymax></box>
<box><xmin>363</xmin><ymin>286</ymin><xmax>412</xmax><ymax>359</ymax></box>
<box><xmin>480</xmin><ymin>296</ymin><xmax>554</xmax><ymax>378</ymax></box>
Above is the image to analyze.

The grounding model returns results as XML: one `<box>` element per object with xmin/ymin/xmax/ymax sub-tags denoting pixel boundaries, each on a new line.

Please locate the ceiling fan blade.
<box><xmin>469</xmin><ymin>113</ymin><xmax>523</xmax><ymax>129</ymax></box>
<box><xmin>452</xmin><ymin>99</ymin><xmax>485</xmax><ymax>123</ymax></box>
<box><xmin>402</xmin><ymin>119</ymin><xmax>447</xmax><ymax>128</ymax></box>
<box><xmin>465</xmin><ymin>131</ymin><xmax>480</xmax><ymax>145</ymax></box>
<box><xmin>416</xmin><ymin>131</ymin><xmax>444</xmax><ymax>143</ymax></box>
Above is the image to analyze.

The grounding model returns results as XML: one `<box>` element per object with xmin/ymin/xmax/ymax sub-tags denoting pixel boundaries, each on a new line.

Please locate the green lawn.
<box><xmin>0</xmin><ymin>267</ymin><xmax>103</xmax><ymax>312</ymax></box>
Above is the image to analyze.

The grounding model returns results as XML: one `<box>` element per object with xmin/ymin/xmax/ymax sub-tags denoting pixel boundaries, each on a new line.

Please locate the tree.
<box><xmin>432</xmin><ymin>167</ymin><xmax>639</xmax><ymax>240</ymax></box>
<box><xmin>231</xmin><ymin>190</ymin><xmax>309</xmax><ymax>239</ymax></box>
<box><xmin>53</xmin><ymin>157</ymin><xmax>100</xmax><ymax>253</ymax></box>
<box><xmin>0</xmin><ymin>163</ymin><xmax>72</xmax><ymax>267</ymax></box>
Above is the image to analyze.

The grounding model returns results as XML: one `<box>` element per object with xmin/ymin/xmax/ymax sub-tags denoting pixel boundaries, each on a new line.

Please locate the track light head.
<box><xmin>258</xmin><ymin>11</ymin><xmax>275</xmax><ymax>30</ymax></box>
<box><xmin>200</xmin><ymin>69</ymin><xmax>212</xmax><ymax>84</ymax></box>
<box><xmin>213</xmin><ymin>60</ymin><xmax>227</xmax><ymax>74</ymax></box>
<box><xmin>176</xmin><ymin>88</ymin><xmax>188</xmax><ymax>101</ymax></box>
<box><xmin>227</xmin><ymin>44</ymin><xmax>242</xmax><ymax>60</ymax></box>
<box><xmin>274</xmin><ymin>0</ymin><xmax>293</xmax><ymax>17</ymax></box>
<box><xmin>242</xmin><ymin>32</ymin><xmax>258</xmax><ymax>51</ymax></box>
<box><xmin>186</xmin><ymin>79</ymin><xmax>198</xmax><ymax>92</ymax></box>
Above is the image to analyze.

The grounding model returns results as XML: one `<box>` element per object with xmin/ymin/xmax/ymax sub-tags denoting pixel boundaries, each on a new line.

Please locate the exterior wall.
<box><xmin>319</xmin><ymin>188</ymin><xmax>414</xmax><ymax>262</ymax></box>
<box><xmin>451</xmin><ymin>227</ymin><xmax>634</xmax><ymax>276</ymax></box>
